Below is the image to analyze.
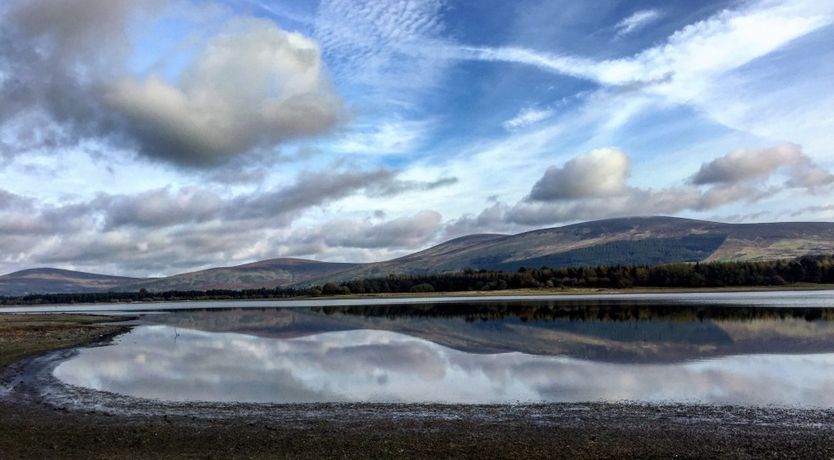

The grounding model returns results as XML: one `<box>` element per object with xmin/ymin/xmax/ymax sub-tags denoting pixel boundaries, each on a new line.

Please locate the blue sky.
<box><xmin>0</xmin><ymin>0</ymin><xmax>833</xmax><ymax>275</ymax></box>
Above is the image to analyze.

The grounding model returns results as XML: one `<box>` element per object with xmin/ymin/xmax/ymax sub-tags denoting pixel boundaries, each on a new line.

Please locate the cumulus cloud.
<box><xmin>5</xmin><ymin>0</ymin><xmax>162</xmax><ymax>67</ymax></box>
<box><xmin>440</xmin><ymin>201</ymin><xmax>522</xmax><ymax>239</ymax></box>
<box><xmin>528</xmin><ymin>148</ymin><xmax>629</xmax><ymax>201</ymax></box>
<box><xmin>504</xmin><ymin>185</ymin><xmax>777</xmax><ymax>227</ymax></box>
<box><xmin>692</xmin><ymin>144</ymin><xmax>834</xmax><ymax>190</ymax></box>
<box><xmin>105</xmin><ymin>18</ymin><xmax>343</xmax><ymax>166</ymax></box>
<box><xmin>445</xmin><ymin>144</ymin><xmax>834</xmax><ymax>233</ymax></box>
<box><xmin>0</xmin><ymin>0</ymin><xmax>344</xmax><ymax>168</ymax></box>
<box><xmin>0</xmin><ymin>0</ymin><xmax>154</xmax><ymax>151</ymax></box>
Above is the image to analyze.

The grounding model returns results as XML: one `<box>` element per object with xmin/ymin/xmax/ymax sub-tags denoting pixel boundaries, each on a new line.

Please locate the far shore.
<box><xmin>2</xmin><ymin>283</ymin><xmax>834</xmax><ymax>310</ymax></box>
<box><xmin>313</xmin><ymin>283</ymin><xmax>834</xmax><ymax>300</ymax></box>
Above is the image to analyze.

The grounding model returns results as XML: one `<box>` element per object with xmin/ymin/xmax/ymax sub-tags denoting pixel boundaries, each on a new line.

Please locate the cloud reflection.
<box><xmin>54</xmin><ymin>326</ymin><xmax>834</xmax><ymax>406</ymax></box>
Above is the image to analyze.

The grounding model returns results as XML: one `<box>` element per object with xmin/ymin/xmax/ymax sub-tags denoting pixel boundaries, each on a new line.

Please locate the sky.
<box><xmin>1</xmin><ymin>0</ymin><xmax>833</xmax><ymax>276</ymax></box>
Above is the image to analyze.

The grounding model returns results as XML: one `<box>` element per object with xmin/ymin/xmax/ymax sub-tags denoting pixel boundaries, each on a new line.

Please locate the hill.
<box><xmin>3</xmin><ymin>216</ymin><xmax>834</xmax><ymax>295</ymax></box>
<box><xmin>0</xmin><ymin>268</ymin><xmax>144</xmax><ymax>297</ymax></box>
<box><xmin>124</xmin><ymin>258</ymin><xmax>359</xmax><ymax>292</ymax></box>
<box><xmin>303</xmin><ymin>216</ymin><xmax>834</xmax><ymax>284</ymax></box>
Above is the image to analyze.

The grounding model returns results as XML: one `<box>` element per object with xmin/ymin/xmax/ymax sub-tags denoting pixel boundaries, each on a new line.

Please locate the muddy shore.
<box><xmin>2</xmin><ymin>314</ymin><xmax>834</xmax><ymax>459</ymax></box>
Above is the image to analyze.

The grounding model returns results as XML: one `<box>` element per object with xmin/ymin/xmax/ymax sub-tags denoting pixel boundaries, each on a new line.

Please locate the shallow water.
<box><xmin>50</xmin><ymin>293</ymin><xmax>834</xmax><ymax>406</ymax></box>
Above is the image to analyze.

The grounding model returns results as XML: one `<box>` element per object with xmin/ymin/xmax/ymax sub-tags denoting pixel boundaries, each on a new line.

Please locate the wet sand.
<box><xmin>2</xmin><ymin>314</ymin><xmax>834</xmax><ymax>459</ymax></box>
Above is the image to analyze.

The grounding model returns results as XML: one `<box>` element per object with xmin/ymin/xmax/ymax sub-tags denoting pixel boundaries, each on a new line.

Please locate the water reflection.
<box><xmin>54</xmin><ymin>325</ymin><xmax>834</xmax><ymax>406</ymax></box>
<box><xmin>51</xmin><ymin>300</ymin><xmax>834</xmax><ymax>406</ymax></box>
<box><xmin>144</xmin><ymin>303</ymin><xmax>834</xmax><ymax>363</ymax></box>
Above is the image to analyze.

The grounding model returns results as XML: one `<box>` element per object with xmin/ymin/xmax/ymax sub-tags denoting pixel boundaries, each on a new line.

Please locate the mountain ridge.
<box><xmin>3</xmin><ymin>216</ymin><xmax>834</xmax><ymax>295</ymax></box>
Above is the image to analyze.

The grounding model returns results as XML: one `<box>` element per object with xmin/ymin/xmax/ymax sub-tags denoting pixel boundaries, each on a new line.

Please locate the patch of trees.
<box><xmin>325</xmin><ymin>255</ymin><xmax>834</xmax><ymax>294</ymax></box>
<box><xmin>0</xmin><ymin>287</ymin><xmax>312</xmax><ymax>306</ymax></box>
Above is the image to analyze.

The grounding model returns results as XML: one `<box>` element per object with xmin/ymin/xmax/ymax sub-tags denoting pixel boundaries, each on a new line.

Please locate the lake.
<box><xmin>44</xmin><ymin>291</ymin><xmax>834</xmax><ymax>406</ymax></box>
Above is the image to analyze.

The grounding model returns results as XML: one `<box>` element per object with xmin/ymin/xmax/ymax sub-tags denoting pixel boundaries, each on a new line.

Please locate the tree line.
<box><xmin>2</xmin><ymin>254</ymin><xmax>833</xmax><ymax>305</ymax></box>
<box><xmin>319</xmin><ymin>254</ymin><xmax>834</xmax><ymax>294</ymax></box>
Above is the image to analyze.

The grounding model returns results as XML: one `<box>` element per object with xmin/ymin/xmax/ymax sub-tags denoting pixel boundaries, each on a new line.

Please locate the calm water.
<box><xmin>5</xmin><ymin>289</ymin><xmax>834</xmax><ymax>313</ymax></box>
<box><xmin>50</xmin><ymin>292</ymin><xmax>834</xmax><ymax>406</ymax></box>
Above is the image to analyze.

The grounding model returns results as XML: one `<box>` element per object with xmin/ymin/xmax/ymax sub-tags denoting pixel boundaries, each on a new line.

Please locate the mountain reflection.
<box><xmin>143</xmin><ymin>302</ymin><xmax>834</xmax><ymax>363</ymax></box>
<box><xmin>54</xmin><ymin>325</ymin><xmax>834</xmax><ymax>406</ymax></box>
<box><xmin>50</xmin><ymin>301</ymin><xmax>834</xmax><ymax>406</ymax></box>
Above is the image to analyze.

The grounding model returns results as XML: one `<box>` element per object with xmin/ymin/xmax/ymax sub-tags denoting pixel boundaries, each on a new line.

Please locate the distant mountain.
<box><xmin>3</xmin><ymin>216</ymin><xmax>834</xmax><ymax>295</ymax></box>
<box><xmin>123</xmin><ymin>258</ymin><xmax>359</xmax><ymax>292</ymax></box>
<box><xmin>0</xmin><ymin>268</ymin><xmax>144</xmax><ymax>297</ymax></box>
<box><xmin>304</xmin><ymin>216</ymin><xmax>834</xmax><ymax>284</ymax></box>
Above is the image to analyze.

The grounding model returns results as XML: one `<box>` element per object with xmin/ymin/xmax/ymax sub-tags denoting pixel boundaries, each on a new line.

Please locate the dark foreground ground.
<box><xmin>2</xmin><ymin>314</ymin><xmax>834</xmax><ymax>459</ymax></box>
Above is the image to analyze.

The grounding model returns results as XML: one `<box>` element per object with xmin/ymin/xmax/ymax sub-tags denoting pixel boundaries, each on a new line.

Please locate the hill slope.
<box><xmin>4</xmin><ymin>216</ymin><xmax>834</xmax><ymax>295</ymax></box>
<box><xmin>304</xmin><ymin>216</ymin><xmax>834</xmax><ymax>284</ymax></box>
<box><xmin>0</xmin><ymin>268</ymin><xmax>144</xmax><ymax>296</ymax></box>
<box><xmin>124</xmin><ymin>258</ymin><xmax>360</xmax><ymax>292</ymax></box>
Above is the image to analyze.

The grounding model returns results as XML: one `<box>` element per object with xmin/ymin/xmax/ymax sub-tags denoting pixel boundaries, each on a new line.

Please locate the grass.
<box><xmin>0</xmin><ymin>314</ymin><xmax>129</xmax><ymax>370</ymax></box>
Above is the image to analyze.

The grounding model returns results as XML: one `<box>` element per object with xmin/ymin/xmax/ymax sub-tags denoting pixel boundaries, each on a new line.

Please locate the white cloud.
<box><xmin>421</xmin><ymin>0</ymin><xmax>834</xmax><ymax>227</ymax></box>
<box><xmin>502</xmin><ymin>107</ymin><xmax>554</xmax><ymax>130</ymax></box>
<box><xmin>3</xmin><ymin>0</ymin><xmax>834</xmax><ymax>275</ymax></box>
<box><xmin>528</xmin><ymin>148</ymin><xmax>629</xmax><ymax>201</ymax></box>
<box><xmin>451</xmin><ymin>46</ymin><xmax>605</xmax><ymax>84</ymax></box>
<box><xmin>0</xmin><ymin>168</ymin><xmax>457</xmax><ymax>275</ymax></box>
<box><xmin>331</xmin><ymin>119</ymin><xmax>433</xmax><ymax>155</ymax></box>
<box><xmin>457</xmin><ymin>1</ymin><xmax>833</xmax><ymax>88</ymax></box>
<box><xmin>446</xmin><ymin>144</ymin><xmax>834</xmax><ymax>230</ymax></box>
<box><xmin>0</xmin><ymin>1</ymin><xmax>346</xmax><ymax>168</ymax></box>
<box><xmin>105</xmin><ymin>17</ymin><xmax>344</xmax><ymax>167</ymax></box>
<box><xmin>692</xmin><ymin>144</ymin><xmax>834</xmax><ymax>190</ymax></box>
<box><xmin>615</xmin><ymin>9</ymin><xmax>662</xmax><ymax>36</ymax></box>
<box><xmin>314</xmin><ymin>0</ymin><xmax>446</xmax><ymax>98</ymax></box>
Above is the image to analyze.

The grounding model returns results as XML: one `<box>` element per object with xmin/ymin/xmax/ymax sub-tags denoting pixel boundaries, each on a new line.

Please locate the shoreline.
<box><xmin>2</xmin><ymin>284</ymin><xmax>834</xmax><ymax>312</ymax></box>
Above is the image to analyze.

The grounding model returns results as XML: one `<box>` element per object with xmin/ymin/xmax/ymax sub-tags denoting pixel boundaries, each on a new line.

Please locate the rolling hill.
<box><xmin>123</xmin><ymin>258</ymin><xmax>358</xmax><ymax>292</ymax></box>
<box><xmin>3</xmin><ymin>216</ymin><xmax>834</xmax><ymax>295</ymax></box>
<box><xmin>303</xmin><ymin>216</ymin><xmax>834</xmax><ymax>284</ymax></box>
<box><xmin>0</xmin><ymin>268</ymin><xmax>145</xmax><ymax>297</ymax></box>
